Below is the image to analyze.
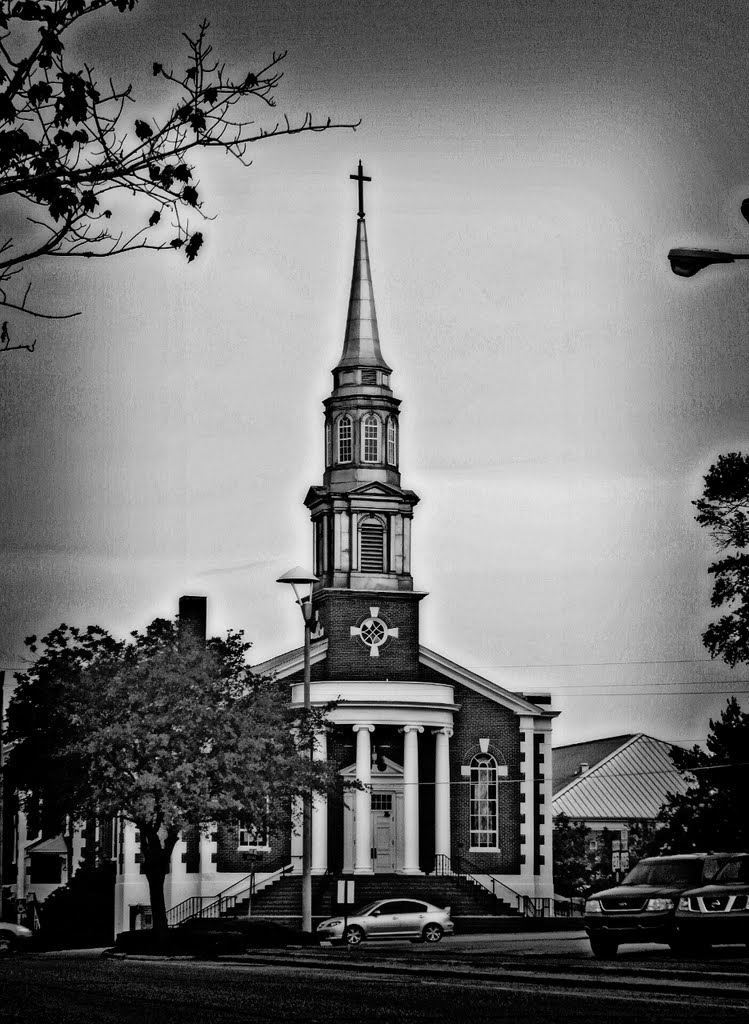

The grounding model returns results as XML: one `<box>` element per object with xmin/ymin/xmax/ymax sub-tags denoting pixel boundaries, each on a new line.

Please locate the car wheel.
<box><xmin>423</xmin><ymin>923</ymin><xmax>443</xmax><ymax>944</ymax></box>
<box><xmin>344</xmin><ymin>925</ymin><xmax>364</xmax><ymax>947</ymax></box>
<box><xmin>0</xmin><ymin>934</ymin><xmax>14</xmax><ymax>956</ymax></box>
<box><xmin>589</xmin><ymin>935</ymin><xmax>618</xmax><ymax>959</ymax></box>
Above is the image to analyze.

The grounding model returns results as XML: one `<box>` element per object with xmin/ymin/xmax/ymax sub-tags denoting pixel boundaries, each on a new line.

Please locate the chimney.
<box><xmin>178</xmin><ymin>596</ymin><xmax>207</xmax><ymax>643</ymax></box>
<box><xmin>578</xmin><ymin>762</ymin><xmax>589</xmax><ymax>775</ymax></box>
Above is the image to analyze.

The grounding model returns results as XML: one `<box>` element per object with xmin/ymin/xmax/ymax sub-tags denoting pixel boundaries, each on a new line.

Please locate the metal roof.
<box><xmin>552</xmin><ymin>733</ymin><xmax>690</xmax><ymax>822</ymax></box>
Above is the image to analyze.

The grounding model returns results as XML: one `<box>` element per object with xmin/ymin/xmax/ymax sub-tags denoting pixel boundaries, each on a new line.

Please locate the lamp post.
<box><xmin>276</xmin><ymin>566</ymin><xmax>319</xmax><ymax>934</ymax></box>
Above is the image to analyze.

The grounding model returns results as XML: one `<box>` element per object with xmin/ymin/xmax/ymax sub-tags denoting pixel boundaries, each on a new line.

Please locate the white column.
<box><xmin>311</xmin><ymin>730</ymin><xmax>328</xmax><ymax>874</ymax></box>
<box><xmin>198</xmin><ymin>826</ymin><xmax>217</xmax><ymax>898</ymax></box>
<box><xmin>433</xmin><ymin>728</ymin><xmax>453</xmax><ymax>862</ymax></box>
<box><xmin>353</xmin><ymin>724</ymin><xmax>374</xmax><ymax>874</ymax></box>
<box><xmin>401</xmin><ymin>725</ymin><xmax>423</xmax><ymax>874</ymax></box>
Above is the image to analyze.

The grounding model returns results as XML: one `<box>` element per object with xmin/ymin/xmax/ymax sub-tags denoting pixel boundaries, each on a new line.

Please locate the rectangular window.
<box><xmin>470</xmin><ymin>760</ymin><xmax>499</xmax><ymax>849</ymax></box>
<box><xmin>387</xmin><ymin>419</ymin><xmax>397</xmax><ymax>465</ymax></box>
<box><xmin>371</xmin><ymin>794</ymin><xmax>393</xmax><ymax>811</ymax></box>
<box><xmin>238</xmin><ymin>821</ymin><xmax>269</xmax><ymax>850</ymax></box>
<box><xmin>338</xmin><ymin>418</ymin><xmax>352</xmax><ymax>462</ymax></box>
<box><xmin>361</xmin><ymin>369</ymin><xmax>377</xmax><ymax>385</ymax></box>
<box><xmin>363</xmin><ymin>418</ymin><xmax>379</xmax><ymax>462</ymax></box>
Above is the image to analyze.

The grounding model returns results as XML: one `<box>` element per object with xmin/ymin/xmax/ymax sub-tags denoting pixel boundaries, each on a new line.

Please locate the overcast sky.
<box><xmin>2</xmin><ymin>0</ymin><xmax>749</xmax><ymax>746</ymax></box>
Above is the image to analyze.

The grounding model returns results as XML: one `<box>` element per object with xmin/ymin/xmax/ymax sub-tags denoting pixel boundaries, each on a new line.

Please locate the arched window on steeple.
<box><xmin>469</xmin><ymin>754</ymin><xmax>500</xmax><ymax>850</ymax></box>
<box><xmin>359</xmin><ymin>516</ymin><xmax>386</xmax><ymax>573</ymax></box>
<box><xmin>386</xmin><ymin>417</ymin><xmax>398</xmax><ymax>466</ymax></box>
<box><xmin>337</xmin><ymin>416</ymin><xmax>352</xmax><ymax>463</ymax></box>
<box><xmin>362</xmin><ymin>415</ymin><xmax>380</xmax><ymax>463</ymax></box>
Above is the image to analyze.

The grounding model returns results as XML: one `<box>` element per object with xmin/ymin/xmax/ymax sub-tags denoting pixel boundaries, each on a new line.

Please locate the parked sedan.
<box><xmin>674</xmin><ymin>853</ymin><xmax>749</xmax><ymax>951</ymax></box>
<box><xmin>317</xmin><ymin>898</ymin><xmax>453</xmax><ymax>946</ymax></box>
<box><xmin>0</xmin><ymin>921</ymin><xmax>34</xmax><ymax>955</ymax></box>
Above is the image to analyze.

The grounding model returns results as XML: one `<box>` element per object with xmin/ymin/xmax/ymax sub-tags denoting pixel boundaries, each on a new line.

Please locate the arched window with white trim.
<box><xmin>469</xmin><ymin>754</ymin><xmax>499</xmax><ymax>849</ymax></box>
<box><xmin>337</xmin><ymin>415</ymin><xmax>352</xmax><ymax>463</ymax></box>
<box><xmin>386</xmin><ymin>417</ymin><xmax>398</xmax><ymax>465</ymax></box>
<box><xmin>359</xmin><ymin>516</ymin><xmax>386</xmax><ymax>573</ymax></box>
<box><xmin>362</xmin><ymin>414</ymin><xmax>380</xmax><ymax>463</ymax></box>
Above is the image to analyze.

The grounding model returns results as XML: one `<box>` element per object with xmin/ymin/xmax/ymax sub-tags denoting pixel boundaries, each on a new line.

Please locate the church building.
<box><xmin>110</xmin><ymin>165</ymin><xmax>558</xmax><ymax>934</ymax></box>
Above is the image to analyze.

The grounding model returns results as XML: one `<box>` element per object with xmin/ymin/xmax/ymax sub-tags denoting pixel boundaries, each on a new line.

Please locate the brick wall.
<box><xmin>447</xmin><ymin>682</ymin><xmax>522</xmax><ymax>874</ymax></box>
<box><xmin>215</xmin><ymin>819</ymin><xmax>290</xmax><ymax>874</ymax></box>
<box><xmin>311</xmin><ymin>591</ymin><xmax>422</xmax><ymax>680</ymax></box>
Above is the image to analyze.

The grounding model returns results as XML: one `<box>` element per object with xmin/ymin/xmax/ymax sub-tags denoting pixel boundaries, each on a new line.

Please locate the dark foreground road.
<box><xmin>1</xmin><ymin>954</ymin><xmax>748</xmax><ymax>1024</ymax></box>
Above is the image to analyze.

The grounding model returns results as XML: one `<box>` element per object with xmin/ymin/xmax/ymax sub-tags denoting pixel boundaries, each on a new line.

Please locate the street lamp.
<box><xmin>276</xmin><ymin>566</ymin><xmax>319</xmax><ymax>934</ymax></box>
<box><xmin>667</xmin><ymin>247</ymin><xmax>749</xmax><ymax>277</ymax></box>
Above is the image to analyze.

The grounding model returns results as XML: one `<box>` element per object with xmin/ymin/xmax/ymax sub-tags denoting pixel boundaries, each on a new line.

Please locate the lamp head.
<box><xmin>276</xmin><ymin>566</ymin><xmax>319</xmax><ymax>586</ymax></box>
<box><xmin>668</xmin><ymin>248</ymin><xmax>738</xmax><ymax>277</ymax></box>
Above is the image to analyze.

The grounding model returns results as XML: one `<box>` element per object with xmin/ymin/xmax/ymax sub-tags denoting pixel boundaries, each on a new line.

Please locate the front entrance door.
<box><xmin>371</xmin><ymin>793</ymin><xmax>396</xmax><ymax>872</ymax></box>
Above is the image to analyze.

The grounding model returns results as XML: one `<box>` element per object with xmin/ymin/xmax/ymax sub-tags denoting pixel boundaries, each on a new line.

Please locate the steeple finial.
<box><xmin>350</xmin><ymin>160</ymin><xmax>371</xmax><ymax>219</ymax></box>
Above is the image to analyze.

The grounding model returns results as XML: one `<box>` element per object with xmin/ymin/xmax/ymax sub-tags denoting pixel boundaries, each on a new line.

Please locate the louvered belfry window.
<box><xmin>360</xmin><ymin>519</ymin><xmax>385</xmax><ymax>572</ymax></box>
<box><xmin>338</xmin><ymin>416</ymin><xmax>352</xmax><ymax>463</ymax></box>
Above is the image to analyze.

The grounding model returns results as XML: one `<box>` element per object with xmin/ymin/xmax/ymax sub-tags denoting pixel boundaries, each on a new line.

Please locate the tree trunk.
<box><xmin>139</xmin><ymin>823</ymin><xmax>179</xmax><ymax>944</ymax></box>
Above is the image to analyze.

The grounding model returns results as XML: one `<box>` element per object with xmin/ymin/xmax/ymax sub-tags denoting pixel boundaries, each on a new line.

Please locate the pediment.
<box><xmin>340</xmin><ymin>755</ymin><xmax>403</xmax><ymax>779</ymax></box>
<box><xmin>348</xmin><ymin>481</ymin><xmax>404</xmax><ymax>498</ymax></box>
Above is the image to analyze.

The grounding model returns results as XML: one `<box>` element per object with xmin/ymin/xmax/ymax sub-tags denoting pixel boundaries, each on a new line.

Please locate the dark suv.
<box><xmin>674</xmin><ymin>853</ymin><xmax>749</xmax><ymax>950</ymax></box>
<box><xmin>584</xmin><ymin>853</ymin><xmax>732</xmax><ymax>958</ymax></box>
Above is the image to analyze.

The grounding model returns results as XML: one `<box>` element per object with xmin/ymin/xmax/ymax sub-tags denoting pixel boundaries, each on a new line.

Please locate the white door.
<box><xmin>371</xmin><ymin>793</ymin><xmax>396</xmax><ymax>872</ymax></box>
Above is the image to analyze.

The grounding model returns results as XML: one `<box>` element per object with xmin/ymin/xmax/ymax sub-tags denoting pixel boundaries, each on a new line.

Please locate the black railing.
<box><xmin>166</xmin><ymin>861</ymin><xmax>298</xmax><ymax>927</ymax></box>
<box><xmin>433</xmin><ymin>854</ymin><xmax>558</xmax><ymax>918</ymax></box>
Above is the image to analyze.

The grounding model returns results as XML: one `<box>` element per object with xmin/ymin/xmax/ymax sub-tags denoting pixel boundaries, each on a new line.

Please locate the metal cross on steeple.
<box><xmin>350</xmin><ymin>160</ymin><xmax>371</xmax><ymax>219</ymax></box>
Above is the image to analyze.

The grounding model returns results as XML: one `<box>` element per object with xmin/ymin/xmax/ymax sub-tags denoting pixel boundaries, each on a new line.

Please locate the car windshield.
<box><xmin>714</xmin><ymin>858</ymin><xmax>749</xmax><ymax>884</ymax></box>
<box><xmin>621</xmin><ymin>860</ymin><xmax>703</xmax><ymax>887</ymax></box>
<box><xmin>353</xmin><ymin>902</ymin><xmax>382</xmax><ymax>916</ymax></box>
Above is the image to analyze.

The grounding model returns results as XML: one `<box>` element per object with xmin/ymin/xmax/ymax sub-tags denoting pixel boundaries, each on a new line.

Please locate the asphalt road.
<box><xmin>0</xmin><ymin>933</ymin><xmax>747</xmax><ymax>1024</ymax></box>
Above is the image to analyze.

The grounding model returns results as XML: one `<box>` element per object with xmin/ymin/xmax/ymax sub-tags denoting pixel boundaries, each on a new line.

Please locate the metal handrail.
<box><xmin>166</xmin><ymin>860</ymin><xmax>298</xmax><ymax>926</ymax></box>
<box><xmin>433</xmin><ymin>854</ymin><xmax>554</xmax><ymax>917</ymax></box>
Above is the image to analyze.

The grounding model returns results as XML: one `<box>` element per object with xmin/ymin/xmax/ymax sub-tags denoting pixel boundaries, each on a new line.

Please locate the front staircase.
<box><xmin>229</xmin><ymin>872</ymin><xmax>521</xmax><ymax>932</ymax></box>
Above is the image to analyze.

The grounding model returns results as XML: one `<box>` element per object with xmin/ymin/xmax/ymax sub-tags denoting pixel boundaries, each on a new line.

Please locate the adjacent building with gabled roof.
<box><xmin>552</xmin><ymin>733</ymin><xmax>689</xmax><ymax>875</ymax></box>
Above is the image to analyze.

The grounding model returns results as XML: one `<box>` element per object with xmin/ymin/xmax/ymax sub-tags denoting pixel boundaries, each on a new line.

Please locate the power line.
<box><xmin>469</xmin><ymin>658</ymin><xmax>717</xmax><ymax>670</ymax></box>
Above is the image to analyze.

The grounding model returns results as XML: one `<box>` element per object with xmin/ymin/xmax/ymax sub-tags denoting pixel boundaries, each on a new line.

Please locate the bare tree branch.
<box><xmin>0</xmin><ymin>2</ymin><xmax>359</xmax><ymax>350</ymax></box>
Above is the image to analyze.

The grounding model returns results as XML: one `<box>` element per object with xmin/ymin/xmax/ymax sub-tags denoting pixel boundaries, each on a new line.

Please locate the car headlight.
<box><xmin>677</xmin><ymin>897</ymin><xmax>689</xmax><ymax>911</ymax></box>
<box><xmin>584</xmin><ymin>899</ymin><xmax>602</xmax><ymax>914</ymax></box>
<box><xmin>645</xmin><ymin>898</ymin><xmax>674</xmax><ymax>912</ymax></box>
<box><xmin>318</xmin><ymin>919</ymin><xmax>341</xmax><ymax>929</ymax></box>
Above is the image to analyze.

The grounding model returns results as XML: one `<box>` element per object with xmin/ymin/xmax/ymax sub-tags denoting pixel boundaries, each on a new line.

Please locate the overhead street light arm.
<box><xmin>667</xmin><ymin>248</ymin><xmax>749</xmax><ymax>277</ymax></box>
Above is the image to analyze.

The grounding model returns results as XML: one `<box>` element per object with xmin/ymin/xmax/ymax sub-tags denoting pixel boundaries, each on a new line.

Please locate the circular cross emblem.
<box><xmin>350</xmin><ymin>606</ymin><xmax>399</xmax><ymax>658</ymax></box>
<box><xmin>360</xmin><ymin>617</ymin><xmax>387</xmax><ymax>647</ymax></box>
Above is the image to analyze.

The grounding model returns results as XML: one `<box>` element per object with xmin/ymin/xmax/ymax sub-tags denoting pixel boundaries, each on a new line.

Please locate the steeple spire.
<box><xmin>335</xmin><ymin>216</ymin><xmax>390</xmax><ymax>372</ymax></box>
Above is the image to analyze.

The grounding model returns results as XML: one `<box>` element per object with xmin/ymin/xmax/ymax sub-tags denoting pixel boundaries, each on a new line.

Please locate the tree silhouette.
<box><xmin>693</xmin><ymin>452</ymin><xmax>749</xmax><ymax>665</ymax></box>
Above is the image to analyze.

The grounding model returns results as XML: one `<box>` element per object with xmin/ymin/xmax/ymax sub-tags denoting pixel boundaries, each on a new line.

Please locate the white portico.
<box><xmin>289</xmin><ymin>676</ymin><xmax>457</xmax><ymax>875</ymax></box>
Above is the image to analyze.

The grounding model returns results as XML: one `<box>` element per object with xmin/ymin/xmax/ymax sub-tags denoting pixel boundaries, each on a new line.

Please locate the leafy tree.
<box><xmin>0</xmin><ymin>1</ymin><xmax>357</xmax><ymax>350</ymax></box>
<box><xmin>552</xmin><ymin>813</ymin><xmax>591</xmax><ymax>896</ymax></box>
<box><xmin>6</xmin><ymin>617</ymin><xmax>328</xmax><ymax>938</ymax></box>
<box><xmin>654</xmin><ymin>697</ymin><xmax>749</xmax><ymax>853</ymax></box>
<box><xmin>693</xmin><ymin>452</ymin><xmax>749</xmax><ymax>665</ymax></box>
